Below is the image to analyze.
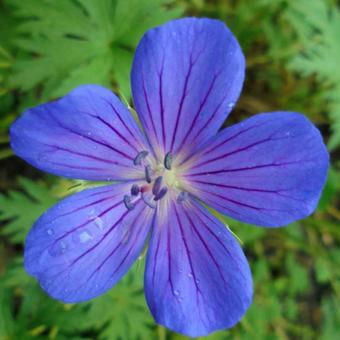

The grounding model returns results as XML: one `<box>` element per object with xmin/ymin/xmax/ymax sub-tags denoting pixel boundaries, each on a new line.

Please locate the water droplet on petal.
<box><xmin>195</xmin><ymin>279</ymin><xmax>200</xmax><ymax>284</ymax></box>
<box><xmin>227</xmin><ymin>102</ymin><xmax>235</xmax><ymax>109</ymax></box>
<box><xmin>79</xmin><ymin>231</ymin><xmax>93</xmax><ymax>243</ymax></box>
<box><xmin>87</xmin><ymin>131</ymin><xmax>92</xmax><ymax>136</ymax></box>
<box><xmin>38</xmin><ymin>153</ymin><xmax>48</xmax><ymax>162</ymax></box>
<box><xmin>173</xmin><ymin>289</ymin><xmax>180</xmax><ymax>296</ymax></box>
<box><xmin>40</xmin><ymin>277</ymin><xmax>51</xmax><ymax>289</ymax></box>
<box><xmin>121</xmin><ymin>225</ymin><xmax>131</xmax><ymax>244</ymax></box>
<box><xmin>73</xmin><ymin>229</ymin><xmax>93</xmax><ymax>244</ymax></box>
<box><xmin>95</xmin><ymin>217</ymin><xmax>104</xmax><ymax>230</ymax></box>
<box><xmin>46</xmin><ymin>228</ymin><xmax>54</xmax><ymax>236</ymax></box>
<box><xmin>49</xmin><ymin>240</ymin><xmax>67</xmax><ymax>257</ymax></box>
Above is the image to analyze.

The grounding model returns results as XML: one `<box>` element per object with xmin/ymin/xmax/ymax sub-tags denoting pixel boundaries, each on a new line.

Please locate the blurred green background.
<box><xmin>0</xmin><ymin>0</ymin><xmax>339</xmax><ymax>339</ymax></box>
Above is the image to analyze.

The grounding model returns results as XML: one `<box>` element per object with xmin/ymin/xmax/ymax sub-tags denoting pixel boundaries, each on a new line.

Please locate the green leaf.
<box><xmin>0</xmin><ymin>281</ymin><xmax>15</xmax><ymax>339</ymax></box>
<box><xmin>77</xmin><ymin>259</ymin><xmax>156</xmax><ymax>339</ymax></box>
<box><xmin>320</xmin><ymin>297</ymin><xmax>340</xmax><ymax>340</ymax></box>
<box><xmin>285</xmin><ymin>0</ymin><xmax>340</xmax><ymax>149</ymax></box>
<box><xmin>8</xmin><ymin>0</ymin><xmax>182</xmax><ymax>100</ymax></box>
<box><xmin>0</xmin><ymin>177</ymin><xmax>58</xmax><ymax>244</ymax></box>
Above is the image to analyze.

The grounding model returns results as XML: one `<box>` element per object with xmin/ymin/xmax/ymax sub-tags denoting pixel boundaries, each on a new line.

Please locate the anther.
<box><xmin>131</xmin><ymin>184</ymin><xmax>140</xmax><ymax>196</ymax></box>
<box><xmin>152</xmin><ymin>176</ymin><xmax>163</xmax><ymax>195</ymax></box>
<box><xmin>164</xmin><ymin>152</ymin><xmax>173</xmax><ymax>170</ymax></box>
<box><xmin>177</xmin><ymin>191</ymin><xmax>188</xmax><ymax>203</ymax></box>
<box><xmin>133</xmin><ymin>150</ymin><xmax>149</xmax><ymax>166</ymax></box>
<box><xmin>154</xmin><ymin>187</ymin><xmax>168</xmax><ymax>201</ymax></box>
<box><xmin>142</xmin><ymin>193</ymin><xmax>156</xmax><ymax>209</ymax></box>
<box><xmin>145</xmin><ymin>165</ymin><xmax>152</xmax><ymax>183</ymax></box>
<box><xmin>123</xmin><ymin>195</ymin><xmax>135</xmax><ymax>210</ymax></box>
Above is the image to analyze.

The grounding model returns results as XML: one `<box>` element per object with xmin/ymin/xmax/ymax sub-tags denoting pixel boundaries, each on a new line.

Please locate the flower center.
<box><xmin>123</xmin><ymin>150</ymin><xmax>188</xmax><ymax>210</ymax></box>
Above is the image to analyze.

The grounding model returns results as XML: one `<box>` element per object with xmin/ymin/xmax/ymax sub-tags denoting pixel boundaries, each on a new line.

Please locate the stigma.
<box><xmin>123</xmin><ymin>150</ymin><xmax>188</xmax><ymax>210</ymax></box>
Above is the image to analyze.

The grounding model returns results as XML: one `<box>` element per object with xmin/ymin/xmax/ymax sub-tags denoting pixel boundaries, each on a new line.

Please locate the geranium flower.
<box><xmin>10</xmin><ymin>18</ymin><xmax>329</xmax><ymax>337</ymax></box>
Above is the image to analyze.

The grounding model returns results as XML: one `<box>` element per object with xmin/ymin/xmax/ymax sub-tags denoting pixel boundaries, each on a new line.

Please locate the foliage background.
<box><xmin>0</xmin><ymin>0</ymin><xmax>339</xmax><ymax>339</ymax></box>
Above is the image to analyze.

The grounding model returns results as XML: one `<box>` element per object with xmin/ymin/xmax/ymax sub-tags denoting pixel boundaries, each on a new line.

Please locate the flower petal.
<box><xmin>131</xmin><ymin>18</ymin><xmax>245</xmax><ymax>161</ymax></box>
<box><xmin>184</xmin><ymin>112</ymin><xmax>329</xmax><ymax>227</ymax></box>
<box><xmin>24</xmin><ymin>183</ymin><xmax>154</xmax><ymax>303</ymax></box>
<box><xmin>10</xmin><ymin>85</ymin><xmax>150</xmax><ymax>181</ymax></box>
<box><xmin>144</xmin><ymin>198</ymin><xmax>252</xmax><ymax>337</ymax></box>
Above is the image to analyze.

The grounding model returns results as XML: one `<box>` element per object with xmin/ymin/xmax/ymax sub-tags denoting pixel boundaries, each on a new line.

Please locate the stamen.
<box><xmin>164</xmin><ymin>152</ymin><xmax>173</xmax><ymax>170</ymax></box>
<box><xmin>152</xmin><ymin>176</ymin><xmax>163</xmax><ymax>195</ymax></box>
<box><xmin>123</xmin><ymin>195</ymin><xmax>135</xmax><ymax>210</ymax></box>
<box><xmin>133</xmin><ymin>150</ymin><xmax>149</xmax><ymax>166</ymax></box>
<box><xmin>131</xmin><ymin>184</ymin><xmax>140</xmax><ymax>196</ymax></box>
<box><xmin>142</xmin><ymin>193</ymin><xmax>156</xmax><ymax>209</ymax></box>
<box><xmin>154</xmin><ymin>187</ymin><xmax>168</xmax><ymax>201</ymax></box>
<box><xmin>145</xmin><ymin>165</ymin><xmax>152</xmax><ymax>183</ymax></box>
<box><xmin>177</xmin><ymin>191</ymin><xmax>188</xmax><ymax>203</ymax></box>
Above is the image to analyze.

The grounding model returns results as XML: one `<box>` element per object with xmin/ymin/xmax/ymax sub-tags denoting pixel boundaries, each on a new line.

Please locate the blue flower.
<box><xmin>10</xmin><ymin>18</ymin><xmax>329</xmax><ymax>337</ymax></box>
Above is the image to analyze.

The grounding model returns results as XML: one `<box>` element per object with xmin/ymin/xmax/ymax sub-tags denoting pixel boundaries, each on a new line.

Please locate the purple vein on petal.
<box><xmin>48</xmin><ymin>193</ymin><xmax>119</xmax><ymax>224</ymax></box>
<box><xmin>197</xmin><ymin>187</ymin><xmax>294</xmax><ymax>214</ymax></box>
<box><xmin>190</xmin><ymin>180</ymin><xmax>307</xmax><ymax>203</ymax></box>
<box><xmin>200</xmin><ymin>122</ymin><xmax>266</xmax><ymax>157</ymax></box>
<box><xmin>159</xmin><ymin>57</ymin><xmax>166</xmax><ymax>150</ymax></box>
<box><xmin>47</xmin><ymin>108</ymin><xmax>133</xmax><ymax>161</ymax></box>
<box><xmin>87</xmin><ymin>205</ymin><xmax>144</xmax><ymax>283</ymax></box>
<box><xmin>195</xmin><ymin>207</ymin><xmax>249</xmax><ymax>282</ymax></box>
<box><xmin>178</xmin><ymin>92</ymin><xmax>230</xmax><ymax>166</ymax></box>
<box><xmin>169</xmin><ymin>55</ymin><xmax>195</xmax><ymax>152</ymax></box>
<box><xmin>65</xmin><ymin>200</ymin><xmax>142</xmax><ymax>270</ymax></box>
<box><xmin>190</xmin><ymin>132</ymin><xmax>297</xmax><ymax>170</ymax></box>
<box><xmin>177</xmin><ymin>70</ymin><xmax>222</xmax><ymax>154</ymax></box>
<box><xmin>45</xmin><ymin>144</ymin><xmax>130</xmax><ymax>167</ymax></box>
<box><xmin>78</xmin><ymin>110</ymin><xmax>139</xmax><ymax>152</ymax></box>
<box><xmin>100</xmin><ymin>97</ymin><xmax>146</xmax><ymax>151</ymax></box>
<box><xmin>141</xmin><ymin>70</ymin><xmax>159</xmax><ymax>147</ymax></box>
<box><xmin>185</xmin><ymin>204</ymin><xmax>246</xmax><ymax>301</ymax></box>
<box><xmin>167</xmin><ymin>214</ymin><xmax>175</xmax><ymax>296</ymax></box>
<box><xmin>173</xmin><ymin>204</ymin><xmax>203</xmax><ymax>303</ymax></box>
<box><xmin>49</xmin><ymin>199</ymin><xmax>125</xmax><ymax>247</ymax></box>
<box><xmin>183</xmin><ymin>207</ymin><xmax>228</xmax><ymax>287</ymax></box>
<box><xmin>48</xmin><ymin>162</ymin><xmax>109</xmax><ymax>172</ymax></box>
<box><xmin>185</xmin><ymin>159</ymin><xmax>316</xmax><ymax>177</ymax></box>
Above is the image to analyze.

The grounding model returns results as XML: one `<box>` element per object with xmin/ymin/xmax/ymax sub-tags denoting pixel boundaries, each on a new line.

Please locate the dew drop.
<box><xmin>227</xmin><ymin>102</ymin><xmax>235</xmax><ymax>109</ymax></box>
<box><xmin>87</xmin><ymin>131</ymin><xmax>92</xmax><ymax>136</ymax></box>
<box><xmin>121</xmin><ymin>225</ymin><xmax>131</xmax><ymax>244</ymax></box>
<box><xmin>49</xmin><ymin>240</ymin><xmax>67</xmax><ymax>257</ymax></box>
<box><xmin>195</xmin><ymin>279</ymin><xmax>200</xmax><ymax>284</ymax></box>
<box><xmin>73</xmin><ymin>229</ymin><xmax>93</xmax><ymax>244</ymax></box>
<box><xmin>38</xmin><ymin>153</ymin><xmax>48</xmax><ymax>162</ymax></box>
<box><xmin>173</xmin><ymin>289</ymin><xmax>180</xmax><ymax>296</ymax></box>
<box><xmin>46</xmin><ymin>228</ymin><xmax>54</xmax><ymax>236</ymax></box>
<box><xmin>187</xmin><ymin>272</ymin><xmax>193</xmax><ymax>278</ymax></box>
<box><xmin>95</xmin><ymin>217</ymin><xmax>104</xmax><ymax>230</ymax></box>
<box><xmin>40</xmin><ymin>277</ymin><xmax>51</xmax><ymax>289</ymax></box>
<box><xmin>79</xmin><ymin>231</ymin><xmax>93</xmax><ymax>243</ymax></box>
